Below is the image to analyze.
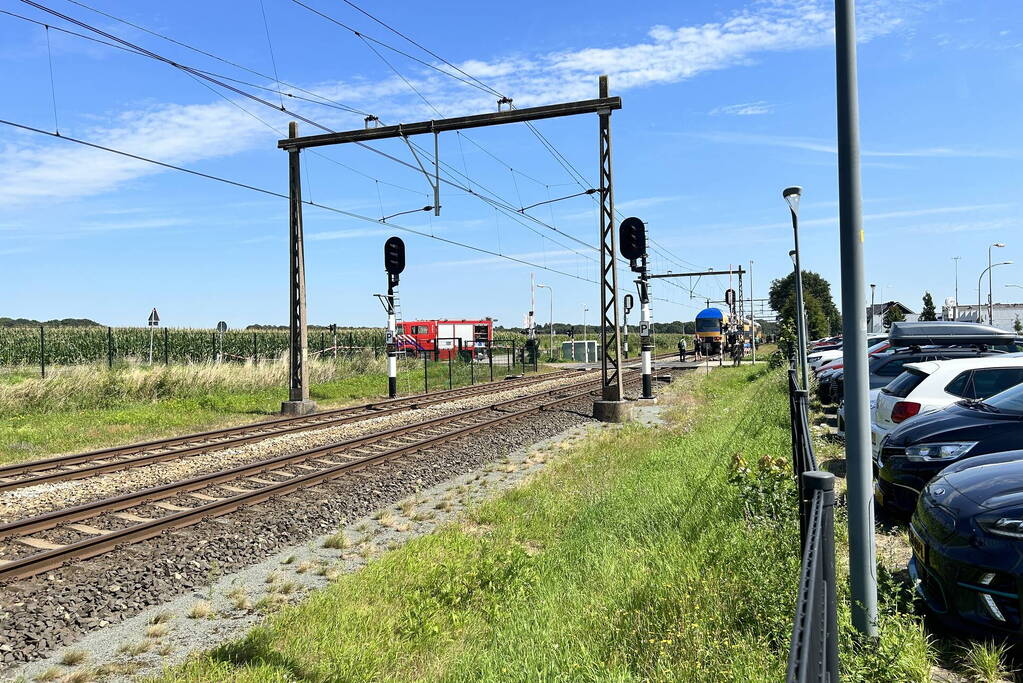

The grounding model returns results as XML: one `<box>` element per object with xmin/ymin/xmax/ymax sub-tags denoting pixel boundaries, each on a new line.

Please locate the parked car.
<box><xmin>871</xmin><ymin>357</ymin><xmax>1023</xmax><ymax>458</ymax></box>
<box><xmin>911</xmin><ymin>450</ymin><xmax>1023</xmax><ymax>636</ymax></box>
<box><xmin>836</xmin><ymin>388</ymin><xmax>880</xmax><ymax>438</ymax></box>
<box><xmin>877</xmin><ymin>380</ymin><xmax>1023</xmax><ymax>514</ymax></box>
<box><xmin>808</xmin><ymin>335</ymin><xmax>887</xmax><ymax>371</ymax></box>
<box><xmin>817</xmin><ymin>340</ymin><xmax>893</xmax><ymax>403</ymax></box>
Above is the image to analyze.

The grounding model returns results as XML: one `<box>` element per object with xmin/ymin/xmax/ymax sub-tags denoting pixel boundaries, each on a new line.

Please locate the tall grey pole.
<box><xmin>989</xmin><ymin>246</ymin><xmax>994</xmax><ymax>325</ymax></box>
<box><xmin>952</xmin><ymin>256</ymin><xmax>961</xmax><ymax>321</ymax></box>
<box><xmin>835</xmin><ymin>0</ymin><xmax>877</xmax><ymax>637</ymax></box>
<box><xmin>869</xmin><ymin>284</ymin><xmax>876</xmax><ymax>333</ymax></box>
<box><xmin>789</xmin><ymin>218</ymin><xmax>809</xmax><ymax>390</ymax></box>
<box><xmin>749</xmin><ymin>260</ymin><xmax>756</xmax><ymax>364</ymax></box>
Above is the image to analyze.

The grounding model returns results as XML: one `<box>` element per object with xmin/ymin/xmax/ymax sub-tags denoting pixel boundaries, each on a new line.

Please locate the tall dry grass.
<box><xmin>0</xmin><ymin>353</ymin><xmax>387</xmax><ymax>414</ymax></box>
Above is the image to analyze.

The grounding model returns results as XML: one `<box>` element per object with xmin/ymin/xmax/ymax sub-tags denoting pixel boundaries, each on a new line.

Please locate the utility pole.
<box><xmin>282</xmin><ymin>121</ymin><xmax>316</xmax><ymax>416</ymax></box>
<box><xmin>537</xmin><ymin>284</ymin><xmax>553</xmax><ymax>360</ymax></box>
<box><xmin>836</xmin><ymin>0</ymin><xmax>878</xmax><ymax>637</ymax></box>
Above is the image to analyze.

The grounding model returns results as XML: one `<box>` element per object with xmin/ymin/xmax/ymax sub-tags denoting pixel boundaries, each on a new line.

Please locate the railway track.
<box><xmin>0</xmin><ymin>368</ymin><xmax>586</xmax><ymax>493</ymax></box>
<box><xmin>0</xmin><ymin>371</ymin><xmax>645</xmax><ymax>582</ymax></box>
<box><xmin>0</xmin><ymin>354</ymin><xmax>678</xmax><ymax>493</ymax></box>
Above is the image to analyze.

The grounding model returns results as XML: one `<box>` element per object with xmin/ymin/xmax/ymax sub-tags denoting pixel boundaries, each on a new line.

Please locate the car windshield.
<box><xmin>981</xmin><ymin>382</ymin><xmax>1023</xmax><ymax>415</ymax></box>
<box><xmin>867</xmin><ymin>341</ymin><xmax>888</xmax><ymax>354</ymax></box>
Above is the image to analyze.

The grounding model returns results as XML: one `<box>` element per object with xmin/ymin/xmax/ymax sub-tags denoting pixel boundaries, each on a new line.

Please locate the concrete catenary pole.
<box><xmin>835</xmin><ymin>0</ymin><xmax>878</xmax><ymax>637</ymax></box>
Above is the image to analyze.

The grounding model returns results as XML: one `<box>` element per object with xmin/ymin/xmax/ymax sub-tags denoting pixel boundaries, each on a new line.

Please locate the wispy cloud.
<box><xmin>691</xmin><ymin>131</ymin><xmax>1017</xmax><ymax>159</ymax></box>
<box><xmin>0</xmin><ymin>0</ymin><xmax>921</xmax><ymax>206</ymax></box>
<box><xmin>710</xmin><ymin>101</ymin><xmax>774</xmax><ymax>116</ymax></box>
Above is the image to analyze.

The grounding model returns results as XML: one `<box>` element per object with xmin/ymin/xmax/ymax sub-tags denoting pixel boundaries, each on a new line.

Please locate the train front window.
<box><xmin>695</xmin><ymin>319</ymin><xmax>720</xmax><ymax>333</ymax></box>
<box><xmin>410</xmin><ymin>325</ymin><xmax>429</xmax><ymax>334</ymax></box>
<box><xmin>473</xmin><ymin>325</ymin><xmax>489</xmax><ymax>341</ymax></box>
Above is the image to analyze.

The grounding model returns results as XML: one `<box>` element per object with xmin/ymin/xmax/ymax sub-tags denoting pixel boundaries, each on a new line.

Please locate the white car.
<box><xmin>835</xmin><ymin>389</ymin><xmax>880</xmax><ymax>438</ymax></box>
<box><xmin>870</xmin><ymin>357</ymin><xmax>1023</xmax><ymax>456</ymax></box>
<box><xmin>808</xmin><ymin>348</ymin><xmax>843</xmax><ymax>370</ymax></box>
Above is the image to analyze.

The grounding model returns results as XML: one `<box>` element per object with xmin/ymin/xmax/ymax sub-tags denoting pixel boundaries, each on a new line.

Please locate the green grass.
<box><xmin>0</xmin><ymin>360</ymin><xmax>547</xmax><ymax>466</ymax></box>
<box><xmin>157</xmin><ymin>366</ymin><xmax>931</xmax><ymax>682</ymax></box>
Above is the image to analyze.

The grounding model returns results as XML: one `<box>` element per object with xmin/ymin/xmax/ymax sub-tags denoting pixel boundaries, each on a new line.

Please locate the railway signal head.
<box><xmin>384</xmin><ymin>236</ymin><xmax>406</xmax><ymax>286</ymax></box>
<box><xmin>619</xmin><ymin>216</ymin><xmax>646</xmax><ymax>266</ymax></box>
<box><xmin>623</xmin><ymin>293</ymin><xmax>634</xmax><ymax>315</ymax></box>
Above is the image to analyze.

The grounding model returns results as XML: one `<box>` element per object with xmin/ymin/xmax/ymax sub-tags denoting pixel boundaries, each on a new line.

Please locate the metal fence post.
<box><xmin>39</xmin><ymin>325</ymin><xmax>45</xmax><ymax>378</ymax></box>
<box><xmin>252</xmin><ymin>332</ymin><xmax>258</xmax><ymax>365</ymax></box>
<box><xmin>164</xmin><ymin>328</ymin><xmax>169</xmax><ymax>365</ymax></box>
<box><xmin>211</xmin><ymin>331</ymin><xmax>216</xmax><ymax>363</ymax></box>
<box><xmin>107</xmin><ymin>326</ymin><xmax>113</xmax><ymax>369</ymax></box>
<box><xmin>448</xmin><ymin>347</ymin><xmax>453</xmax><ymax>390</ymax></box>
<box><xmin>423</xmin><ymin>351</ymin><xmax>429</xmax><ymax>394</ymax></box>
<box><xmin>511</xmin><ymin>340</ymin><xmax>516</xmax><ymax>373</ymax></box>
<box><xmin>489</xmin><ymin>340</ymin><xmax>494</xmax><ymax>382</ymax></box>
<box><xmin>802</xmin><ymin>471</ymin><xmax>839</xmax><ymax>680</ymax></box>
<box><xmin>470</xmin><ymin>350</ymin><xmax>475</xmax><ymax>385</ymax></box>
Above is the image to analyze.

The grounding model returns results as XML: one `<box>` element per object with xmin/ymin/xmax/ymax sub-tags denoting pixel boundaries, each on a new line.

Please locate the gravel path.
<box><xmin>0</xmin><ymin>371</ymin><xmax>592</xmax><ymax>524</ymax></box>
<box><xmin>0</xmin><ymin>379</ymin><xmax>657</xmax><ymax>672</ymax></box>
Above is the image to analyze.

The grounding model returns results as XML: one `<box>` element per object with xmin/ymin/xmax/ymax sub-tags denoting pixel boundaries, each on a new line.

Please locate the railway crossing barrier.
<box><xmin>786</xmin><ymin>368</ymin><xmax>839</xmax><ymax>682</ymax></box>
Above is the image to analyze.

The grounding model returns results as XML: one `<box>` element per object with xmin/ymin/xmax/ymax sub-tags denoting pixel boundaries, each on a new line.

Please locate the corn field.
<box><xmin>0</xmin><ymin>326</ymin><xmax>387</xmax><ymax>371</ymax></box>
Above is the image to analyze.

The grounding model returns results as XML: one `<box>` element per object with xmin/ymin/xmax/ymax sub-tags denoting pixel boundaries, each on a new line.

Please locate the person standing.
<box><xmin>678</xmin><ymin>337</ymin><xmax>687</xmax><ymax>361</ymax></box>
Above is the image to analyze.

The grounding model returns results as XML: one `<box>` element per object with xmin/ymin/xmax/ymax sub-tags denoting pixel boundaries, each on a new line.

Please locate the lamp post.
<box><xmin>582</xmin><ymin>305</ymin><xmax>589</xmax><ymax>362</ymax></box>
<box><xmin>784</xmin><ymin>186</ymin><xmax>809</xmax><ymax>390</ymax></box>
<box><xmin>978</xmin><ymin>260</ymin><xmax>1012</xmax><ymax>326</ymax></box>
<box><xmin>952</xmin><ymin>256</ymin><xmax>961</xmax><ymax>321</ymax></box>
<box><xmin>988</xmin><ymin>243</ymin><xmax>1006</xmax><ymax>324</ymax></box>
<box><xmin>537</xmin><ymin>284</ymin><xmax>554</xmax><ymax>360</ymax></box>
<box><xmin>869</xmin><ymin>283</ymin><xmax>876</xmax><ymax>333</ymax></box>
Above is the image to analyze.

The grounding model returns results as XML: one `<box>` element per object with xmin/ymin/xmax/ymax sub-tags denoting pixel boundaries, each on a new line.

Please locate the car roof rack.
<box><xmin>888</xmin><ymin>321</ymin><xmax>1015</xmax><ymax>347</ymax></box>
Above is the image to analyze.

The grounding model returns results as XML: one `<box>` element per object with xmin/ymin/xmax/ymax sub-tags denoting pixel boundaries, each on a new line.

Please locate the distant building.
<box><xmin>941</xmin><ymin>302</ymin><xmax>1023</xmax><ymax>332</ymax></box>
<box><xmin>865</xmin><ymin>301</ymin><xmax>917</xmax><ymax>333</ymax></box>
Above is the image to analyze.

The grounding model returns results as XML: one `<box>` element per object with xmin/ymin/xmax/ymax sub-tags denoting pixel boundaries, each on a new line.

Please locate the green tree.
<box><xmin>919</xmin><ymin>292</ymin><xmax>937</xmax><ymax>321</ymax></box>
<box><xmin>1014</xmin><ymin>316</ymin><xmax>1022</xmax><ymax>334</ymax></box>
<box><xmin>768</xmin><ymin>270</ymin><xmax>841</xmax><ymax>336</ymax></box>
<box><xmin>779</xmin><ymin>292</ymin><xmax>830</xmax><ymax>341</ymax></box>
<box><xmin>883</xmin><ymin>305</ymin><xmax>906</xmax><ymax>330</ymax></box>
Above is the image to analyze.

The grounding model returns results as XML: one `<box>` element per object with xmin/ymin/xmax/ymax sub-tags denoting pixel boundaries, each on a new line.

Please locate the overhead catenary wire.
<box><xmin>11</xmin><ymin>1</ymin><xmax>700</xmax><ymax>312</ymax></box>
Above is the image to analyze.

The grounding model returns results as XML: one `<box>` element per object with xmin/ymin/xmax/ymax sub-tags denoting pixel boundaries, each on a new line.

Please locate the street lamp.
<box><xmin>952</xmin><ymin>256</ymin><xmax>962</xmax><ymax>321</ymax></box>
<box><xmin>869</xmin><ymin>283</ymin><xmax>876</xmax><ymax>333</ymax></box>
<box><xmin>988</xmin><ymin>243</ymin><xmax>1006</xmax><ymax>324</ymax></box>
<box><xmin>783</xmin><ymin>186</ymin><xmax>809</xmax><ymax>390</ymax></box>
<box><xmin>978</xmin><ymin>260</ymin><xmax>1013</xmax><ymax>325</ymax></box>
<box><xmin>537</xmin><ymin>284</ymin><xmax>553</xmax><ymax>360</ymax></box>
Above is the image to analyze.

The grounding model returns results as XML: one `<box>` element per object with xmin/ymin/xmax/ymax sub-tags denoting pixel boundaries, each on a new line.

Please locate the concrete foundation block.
<box><xmin>593</xmin><ymin>400</ymin><xmax>633</xmax><ymax>423</ymax></box>
<box><xmin>281</xmin><ymin>400</ymin><xmax>318</xmax><ymax>416</ymax></box>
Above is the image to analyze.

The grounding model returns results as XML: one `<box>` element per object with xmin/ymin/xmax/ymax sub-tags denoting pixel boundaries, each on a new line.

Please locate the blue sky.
<box><xmin>1</xmin><ymin>0</ymin><xmax>1021</xmax><ymax>328</ymax></box>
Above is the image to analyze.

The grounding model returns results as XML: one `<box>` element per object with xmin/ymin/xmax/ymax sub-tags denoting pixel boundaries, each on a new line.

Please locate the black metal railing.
<box><xmin>786</xmin><ymin>368</ymin><xmax>840</xmax><ymax>683</ymax></box>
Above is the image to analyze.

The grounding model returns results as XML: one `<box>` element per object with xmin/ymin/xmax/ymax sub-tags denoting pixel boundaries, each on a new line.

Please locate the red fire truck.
<box><xmin>395</xmin><ymin>318</ymin><xmax>493</xmax><ymax>360</ymax></box>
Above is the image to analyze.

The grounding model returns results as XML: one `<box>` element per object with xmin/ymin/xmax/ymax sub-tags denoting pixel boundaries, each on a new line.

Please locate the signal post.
<box><xmin>620</xmin><ymin>217</ymin><xmax>654</xmax><ymax>401</ymax></box>
<box><xmin>383</xmin><ymin>237</ymin><xmax>405</xmax><ymax>398</ymax></box>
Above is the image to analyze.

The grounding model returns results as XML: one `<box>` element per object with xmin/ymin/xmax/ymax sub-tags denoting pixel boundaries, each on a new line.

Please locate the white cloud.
<box><xmin>710</xmin><ymin>101</ymin><xmax>774</xmax><ymax>116</ymax></box>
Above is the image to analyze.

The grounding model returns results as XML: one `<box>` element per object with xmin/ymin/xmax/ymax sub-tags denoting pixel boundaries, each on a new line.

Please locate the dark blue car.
<box><xmin>912</xmin><ymin>450</ymin><xmax>1023</xmax><ymax>637</ymax></box>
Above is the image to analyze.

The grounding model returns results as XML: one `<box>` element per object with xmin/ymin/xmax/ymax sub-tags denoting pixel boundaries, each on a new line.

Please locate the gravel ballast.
<box><xmin>0</xmin><ymin>371</ymin><xmax>593</xmax><ymax>524</ymax></box>
<box><xmin>0</xmin><ymin>379</ymin><xmax>653</xmax><ymax>672</ymax></box>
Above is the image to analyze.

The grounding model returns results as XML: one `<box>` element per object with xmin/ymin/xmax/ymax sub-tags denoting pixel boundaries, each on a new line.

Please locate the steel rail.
<box><xmin>0</xmin><ymin>374</ymin><xmax>612</xmax><ymax>540</ymax></box>
<box><xmin>0</xmin><ymin>374</ymin><xmax>640</xmax><ymax>582</ymax></box>
<box><xmin>0</xmin><ymin>369</ymin><xmax>585</xmax><ymax>490</ymax></box>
